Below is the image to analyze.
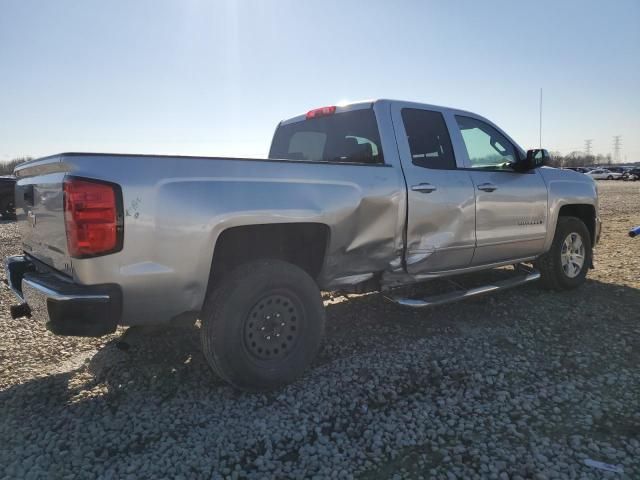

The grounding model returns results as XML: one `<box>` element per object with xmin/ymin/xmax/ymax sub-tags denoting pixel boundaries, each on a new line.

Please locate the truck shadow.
<box><xmin>1</xmin><ymin>278</ymin><xmax>638</xmax><ymax>430</ymax></box>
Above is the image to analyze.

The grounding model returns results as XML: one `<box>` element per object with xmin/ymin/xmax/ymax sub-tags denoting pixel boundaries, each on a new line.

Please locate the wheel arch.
<box><xmin>556</xmin><ymin>204</ymin><xmax>596</xmax><ymax>247</ymax></box>
<box><xmin>206</xmin><ymin>222</ymin><xmax>331</xmax><ymax>291</ymax></box>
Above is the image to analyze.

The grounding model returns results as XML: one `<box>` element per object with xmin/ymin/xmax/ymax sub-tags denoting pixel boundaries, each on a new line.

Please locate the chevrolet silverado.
<box><xmin>4</xmin><ymin>100</ymin><xmax>601</xmax><ymax>391</ymax></box>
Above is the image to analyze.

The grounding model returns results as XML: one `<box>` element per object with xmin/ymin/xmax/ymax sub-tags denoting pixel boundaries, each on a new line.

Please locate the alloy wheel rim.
<box><xmin>560</xmin><ymin>232</ymin><xmax>585</xmax><ymax>278</ymax></box>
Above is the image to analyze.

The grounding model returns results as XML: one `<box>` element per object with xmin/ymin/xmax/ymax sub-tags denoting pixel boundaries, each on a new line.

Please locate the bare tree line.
<box><xmin>546</xmin><ymin>152</ymin><xmax>617</xmax><ymax>169</ymax></box>
<box><xmin>0</xmin><ymin>157</ymin><xmax>31</xmax><ymax>175</ymax></box>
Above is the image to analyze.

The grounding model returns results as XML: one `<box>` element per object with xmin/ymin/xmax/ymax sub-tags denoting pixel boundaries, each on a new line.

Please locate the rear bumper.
<box><xmin>3</xmin><ymin>255</ymin><xmax>121</xmax><ymax>336</ymax></box>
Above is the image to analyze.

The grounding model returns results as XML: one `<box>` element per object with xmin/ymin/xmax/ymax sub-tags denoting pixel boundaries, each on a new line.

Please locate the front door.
<box><xmin>452</xmin><ymin>115</ymin><xmax>548</xmax><ymax>265</ymax></box>
<box><xmin>391</xmin><ymin>104</ymin><xmax>476</xmax><ymax>274</ymax></box>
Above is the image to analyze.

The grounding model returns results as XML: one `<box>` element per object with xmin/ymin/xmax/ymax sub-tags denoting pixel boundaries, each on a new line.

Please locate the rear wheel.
<box><xmin>200</xmin><ymin>259</ymin><xmax>325</xmax><ymax>391</ymax></box>
<box><xmin>535</xmin><ymin>216</ymin><xmax>592</xmax><ymax>290</ymax></box>
<box><xmin>607</xmin><ymin>175</ymin><xmax>613</xmax><ymax>180</ymax></box>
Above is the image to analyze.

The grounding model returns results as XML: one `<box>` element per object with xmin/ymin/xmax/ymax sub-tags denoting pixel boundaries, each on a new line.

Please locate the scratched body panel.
<box><xmin>389</xmin><ymin>101</ymin><xmax>477</xmax><ymax>274</ymax></box>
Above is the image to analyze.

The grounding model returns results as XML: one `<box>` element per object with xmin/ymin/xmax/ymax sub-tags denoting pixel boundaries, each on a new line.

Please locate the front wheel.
<box><xmin>607</xmin><ymin>175</ymin><xmax>613</xmax><ymax>180</ymax></box>
<box><xmin>200</xmin><ymin>259</ymin><xmax>325</xmax><ymax>391</ymax></box>
<box><xmin>534</xmin><ymin>216</ymin><xmax>592</xmax><ymax>290</ymax></box>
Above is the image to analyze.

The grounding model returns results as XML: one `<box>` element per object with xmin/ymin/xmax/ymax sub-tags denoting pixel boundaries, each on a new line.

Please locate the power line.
<box><xmin>612</xmin><ymin>135</ymin><xmax>622</xmax><ymax>163</ymax></box>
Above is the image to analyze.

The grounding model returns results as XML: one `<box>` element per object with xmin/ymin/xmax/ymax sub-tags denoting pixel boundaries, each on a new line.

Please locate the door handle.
<box><xmin>411</xmin><ymin>183</ymin><xmax>437</xmax><ymax>193</ymax></box>
<box><xmin>477</xmin><ymin>183</ymin><xmax>497</xmax><ymax>192</ymax></box>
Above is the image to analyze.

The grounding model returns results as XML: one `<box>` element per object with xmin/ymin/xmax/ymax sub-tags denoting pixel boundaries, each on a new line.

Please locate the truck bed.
<box><xmin>14</xmin><ymin>152</ymin><xmax>405</xmax><ymax>325</ymax></box>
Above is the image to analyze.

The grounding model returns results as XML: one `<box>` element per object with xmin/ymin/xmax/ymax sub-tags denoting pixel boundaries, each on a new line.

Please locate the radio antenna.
<box><xmin>539</xmin><ymin>88</ymin><xmax>543</xmax><ymax>149</ymax></box>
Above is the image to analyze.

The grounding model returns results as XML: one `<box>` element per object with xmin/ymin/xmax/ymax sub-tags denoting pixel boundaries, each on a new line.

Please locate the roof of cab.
<box><xmin>278</xmin><ymin>99</ymin><xmax>479</xmax><ymax>126</ymax></box>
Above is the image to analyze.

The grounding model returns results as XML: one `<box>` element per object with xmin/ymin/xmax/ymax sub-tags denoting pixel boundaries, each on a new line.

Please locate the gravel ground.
<box><xmin>1</xmin><ymin>181</ymin><xmax>639</xmax><ymax>479</ymax></box>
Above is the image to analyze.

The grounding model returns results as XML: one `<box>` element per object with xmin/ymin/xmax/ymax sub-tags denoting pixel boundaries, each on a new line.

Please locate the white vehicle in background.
<box><xmin>585</xmin><ymin>168</ymin><xmax>622</xmax><ymax>180</ymax></box>
<box><xmin>622</xmin><ymin>168</ymin><xmax>640</xmax><ymax>181</ymax></box>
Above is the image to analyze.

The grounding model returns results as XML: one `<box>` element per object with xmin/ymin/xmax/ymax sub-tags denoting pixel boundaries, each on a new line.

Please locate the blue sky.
<box><xmin>1</xmin><ymin>0</ymin><xmax>638</xmax><ymax>162</ymax></box>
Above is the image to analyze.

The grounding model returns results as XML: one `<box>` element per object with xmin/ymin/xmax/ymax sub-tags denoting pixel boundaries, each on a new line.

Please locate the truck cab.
<box><xmin>270</xmin><ymin>100</ymin><xmax>598</xmax><ymax>281</ymax></box>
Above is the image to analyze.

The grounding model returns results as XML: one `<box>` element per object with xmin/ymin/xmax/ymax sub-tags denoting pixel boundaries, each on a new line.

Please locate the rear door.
<box><xmin>391</xmin><ymin>103</ymin><xmax>476</xmax><ymax>274</ymax></box>
<box><xmin>451</xmin><ymin>115</ymin><xmax>548</xmax><ymax>265</ymax></box>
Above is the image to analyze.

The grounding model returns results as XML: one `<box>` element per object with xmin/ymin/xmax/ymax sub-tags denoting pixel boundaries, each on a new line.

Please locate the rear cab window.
<box><xmin>269</xmin><ymin>109</ymin><xmax>384</xmax><ymax>164</ymax></box>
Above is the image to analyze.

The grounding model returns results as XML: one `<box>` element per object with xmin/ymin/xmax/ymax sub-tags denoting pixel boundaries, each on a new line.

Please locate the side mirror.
<box><xmin>517</xmin><ymin>149</ymin><xmax>548</xmax><ymax>171</ymax></box>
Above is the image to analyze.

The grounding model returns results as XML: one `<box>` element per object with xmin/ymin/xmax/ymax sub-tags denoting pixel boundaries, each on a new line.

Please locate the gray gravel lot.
<box><xmin>1</xmin><ymin>181</ymin><xmax>639</xmax><ymax>479</ymax></box>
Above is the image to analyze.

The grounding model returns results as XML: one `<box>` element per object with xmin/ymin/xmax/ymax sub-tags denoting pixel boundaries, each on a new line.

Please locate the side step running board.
<box><xmin>386</xmin><ymin>266</ymin><xmax>541</xmax><ymax>309</ymax></box>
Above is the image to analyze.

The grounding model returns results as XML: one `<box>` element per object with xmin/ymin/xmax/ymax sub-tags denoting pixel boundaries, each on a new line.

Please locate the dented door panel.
<box><xmin>390</xmin><ymin>101</ymin><xmax>476</xmax><ymax>274</ymax></box>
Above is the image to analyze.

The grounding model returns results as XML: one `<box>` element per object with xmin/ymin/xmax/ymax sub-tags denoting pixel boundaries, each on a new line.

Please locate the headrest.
<box><xmin>334</xmin><ymin>137</ymin><xmax>374</xmax><ymax>163</ymax></box>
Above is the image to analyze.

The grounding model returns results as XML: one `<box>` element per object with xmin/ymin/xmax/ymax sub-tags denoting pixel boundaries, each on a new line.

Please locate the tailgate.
<box><xmin>14</xmin><ymin>156</ymin><xmax>73</xmax><ymax>275</ymax></box>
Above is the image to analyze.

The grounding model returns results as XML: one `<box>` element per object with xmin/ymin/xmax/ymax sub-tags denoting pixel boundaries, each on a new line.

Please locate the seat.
<box><xmin>408</xmin><ymin>135</ymin><xmax>442</xmax><ymax>157</ymax></box>
<box><xmin>331</xmin><ymin>137</ymin><xmax>374</xmax><ymax>163</ymax></box>
<box><xmin>408</xmin><ymin>135</ymin><xmax>451</xmax><ymax>169</ymax></box>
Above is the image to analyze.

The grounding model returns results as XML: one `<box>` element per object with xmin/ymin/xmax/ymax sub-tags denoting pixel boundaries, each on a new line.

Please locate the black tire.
<box><xmin>534</xmin><ymin>216</ymin><xmax>592</xmax><ymax>291</ymax></box>
<box><xmin>607</xmin><ymin>175</ymin><xmax>613</xmax><ymax>180</ymax></box>
<box><xmin>200</xmin><ymin>259</ymin><xmax>325</xmax><ymax>391</ymax></box>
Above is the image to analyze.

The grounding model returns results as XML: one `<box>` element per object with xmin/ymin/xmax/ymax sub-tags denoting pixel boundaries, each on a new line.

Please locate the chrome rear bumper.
<box><xmin>3</xmin><ymin>255</ymin><xmax>121</xmax><ymax>336</ymax></box>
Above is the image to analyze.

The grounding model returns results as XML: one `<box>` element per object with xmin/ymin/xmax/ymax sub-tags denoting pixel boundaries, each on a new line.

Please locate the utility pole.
<box><xmin>612</xmin><ymin>135</ymin><xmax>622</xmax><ymax>164</ymax></box>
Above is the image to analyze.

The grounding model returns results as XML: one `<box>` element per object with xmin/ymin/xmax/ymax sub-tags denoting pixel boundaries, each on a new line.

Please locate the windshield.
<box><xmin>269</xmin><ymin>109</ymin><xmax>384</xmax><ymax>164</ymax></box>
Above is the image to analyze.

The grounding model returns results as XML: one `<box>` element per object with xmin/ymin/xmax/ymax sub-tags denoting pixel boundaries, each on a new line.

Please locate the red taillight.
<box><xmin>306</xmin><ymin>105</ymin><xmax>336</xmax><ymax>119</ymax></box>
<box><xmin>64</xmin><ymin>177</ymin><xmax>123</xmax><ymax>258</ymax></box>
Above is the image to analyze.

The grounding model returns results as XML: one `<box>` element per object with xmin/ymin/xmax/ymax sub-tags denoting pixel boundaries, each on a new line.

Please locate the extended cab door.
<box><xmin>391</xmin><ymin>103</ymin><xmax>476</xmax><ymax>274</ymax></box>
<box><xmin>450</xmin><ymin>115</ymin><xmax>548</xmax><ymax>265</ymax></box>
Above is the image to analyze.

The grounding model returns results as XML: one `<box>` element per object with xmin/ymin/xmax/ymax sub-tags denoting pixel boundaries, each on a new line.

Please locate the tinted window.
<box><xmin>269</xmin><ymin>109</ymin><xmax>383</xmax><ymax>164</ymax></box>
<box><xmin>456</xmin><ymin>116</ymin><xmax>519</xmax><ymax>170</ymax></box>
<box><xmin>288</xmin><ymin>131</ymin><xmax>326</xmax><ymax>161</ymax></box>
<box><xmin>402</xmin><ymin>109</ymin><xmax>456</xmax><ymax>170</ymax></box>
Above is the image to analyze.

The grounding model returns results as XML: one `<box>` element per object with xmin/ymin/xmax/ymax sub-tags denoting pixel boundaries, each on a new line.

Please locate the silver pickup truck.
<box><xmin>4</xmin><ymin>99</ymin><xmax>601</xmax><ymax>391</ymax></box>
